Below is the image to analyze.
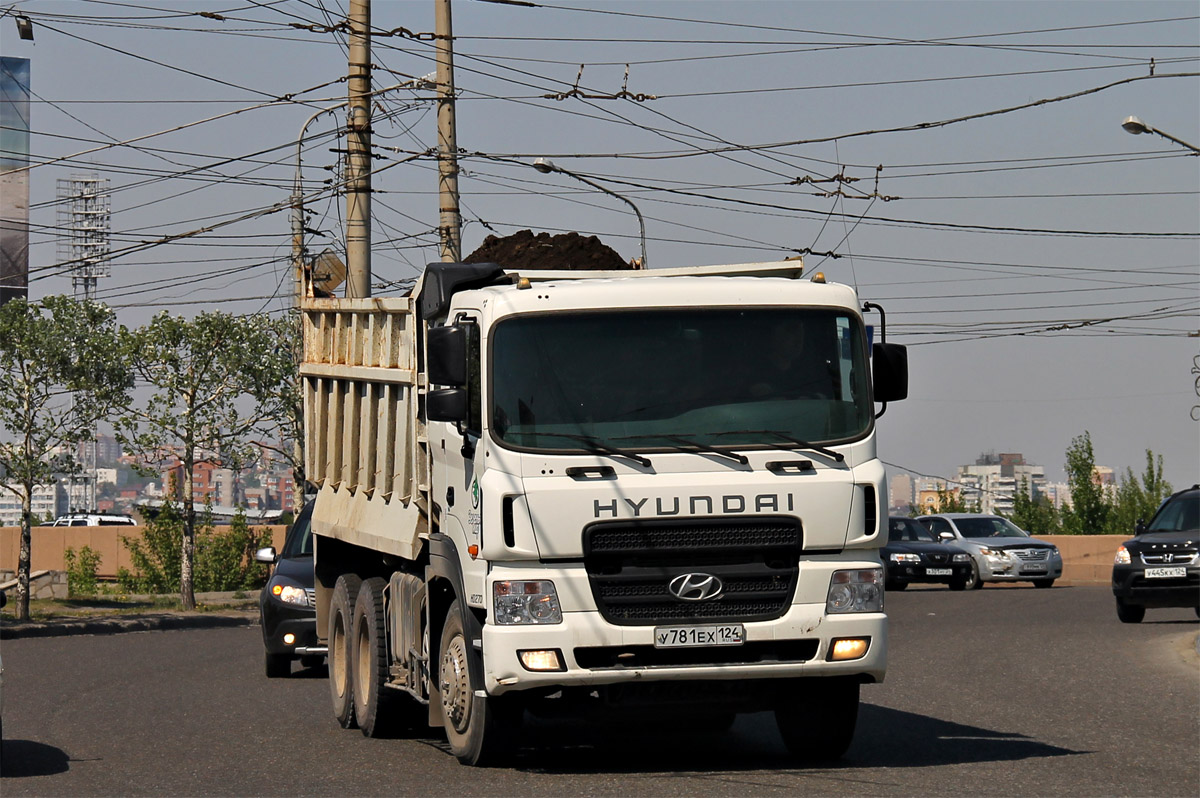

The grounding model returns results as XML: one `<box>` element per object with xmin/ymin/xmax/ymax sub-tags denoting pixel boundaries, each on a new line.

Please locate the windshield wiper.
<box><xmin>626</xmin><ymin>434</ymin><xmax>749</xmax><ymax>466</ymax></box>
<box><xmin>532</xmin><ymin>432</ymin><xmax>653</xmax><ymax>468</ymax></box>
<box><xmin>715</xmin><ymin>429</ymin><xmax>845</xmax><ymax>463</ymax></box>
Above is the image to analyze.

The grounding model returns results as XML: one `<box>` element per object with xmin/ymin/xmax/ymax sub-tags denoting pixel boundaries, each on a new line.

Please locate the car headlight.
<box><xmin>827</xmin><ymin>569</ymin><xmax>884</xmax><ymax>614</ymax></box>
<box><xmin>889</xmin><ymin>553</ymin><xmax>920</xmax><ymax>563</ymax></box>
<box><xmin>979</xmin><ymin>547</ymin><xmax>1009</xmax><ymax>559</ymax></box>
<box><xmin>952</xmin><ymin>553</ymin><xmax>971</xmax><ymax>562</ymax></box>
<box><xmin>270</xmin><ymin>580</ymin><xmax>311</xmax><ymax>607</ymax></box>
<box><xmin>494</xmin><ymin>580</ymin><xmax>562</xmax><ymax>625</ymax></box>
<box><xmin>1114</xmin><ymin>546</ymin><xmax>1131</xmax><ymax>565</ymax></box>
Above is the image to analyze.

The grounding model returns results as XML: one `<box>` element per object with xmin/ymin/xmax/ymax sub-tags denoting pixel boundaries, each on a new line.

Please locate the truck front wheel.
<box><xmin>328</xmin><ymin>574</ymin><xmax>362</xmax><ymax>729</ymax></box>
<box><xmin>774</xmin><ymin>677</ymin><xmax>859</xmax><ymax>761</ymax></box>
<box><xmin>438</xmin><ymin>600</ymin><xmax>521</xmax><ymax>766</ymax></box>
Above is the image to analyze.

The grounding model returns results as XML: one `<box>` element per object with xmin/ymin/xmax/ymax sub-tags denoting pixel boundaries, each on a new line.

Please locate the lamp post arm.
<box><xmin>559</xmin><ymin>168</ymin><xmax>648</xmax><ymax>268</ymax></box>
<box><xmin>1149</xmin><ymin>126</ymin><xmax>1200</xmax><ymax>154</ymax></box>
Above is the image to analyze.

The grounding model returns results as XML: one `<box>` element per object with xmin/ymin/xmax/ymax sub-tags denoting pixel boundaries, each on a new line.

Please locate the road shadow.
<box><xmin>463</xmin><ymin>703</ymin><xmax>1088</xmax><ymax>774</ymax></box>
<box><xmin>0</xmin><ymin>739</ymin><xmax>71</xmax><ymax>777</ymax></box>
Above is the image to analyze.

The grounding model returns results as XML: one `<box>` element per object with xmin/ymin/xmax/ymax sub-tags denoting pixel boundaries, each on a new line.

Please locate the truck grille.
<box><xmin>583</xmin><ymin>516</ymin><xmax>802</xmax><ymax>626</ymax></box>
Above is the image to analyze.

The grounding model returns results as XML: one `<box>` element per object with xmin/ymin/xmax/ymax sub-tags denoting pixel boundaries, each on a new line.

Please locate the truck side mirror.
<box><xmin>427</xmin><ymin>325</ymin><xmax>467</xmax><ymax>387</ymax></box>
<box><xmin>872</xmin><ymin>342</ymin><xmax>908</xmax><ymax>403</ymax></box>
<box><xmin>427</xmin><ymin>387</ymin><xmax>468</xmax><ymax>423</ymax></box>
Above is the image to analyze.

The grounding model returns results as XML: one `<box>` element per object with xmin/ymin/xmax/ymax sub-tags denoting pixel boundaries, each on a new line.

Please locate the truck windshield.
<box><xmin>489</xmin><ymin>307</ymin><xmax>872</xmax><ymax>453</ymax></box>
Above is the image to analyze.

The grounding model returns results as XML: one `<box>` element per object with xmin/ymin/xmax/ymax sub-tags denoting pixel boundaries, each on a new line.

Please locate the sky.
<box><xmin>1</xmin><ymin>0</ymin><xmax>1197</xmax><ymax>490</ymax></box>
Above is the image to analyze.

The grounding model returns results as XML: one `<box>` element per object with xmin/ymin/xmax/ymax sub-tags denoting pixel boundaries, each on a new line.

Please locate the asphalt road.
<box><xmin>2</xmin><ymin>585</ymin><xmax>1197</xmax><ymax>797</ymax></box>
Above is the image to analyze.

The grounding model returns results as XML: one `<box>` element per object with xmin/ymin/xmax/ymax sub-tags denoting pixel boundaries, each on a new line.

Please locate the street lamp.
<box><xmin>1120</xmin><ymin>116</ymin><xmax>1200</xmax><ymax>154</ymax></box>
<box><xmin>532</xmin><ymin>158</ymin><xmax>647</xmax><ymax>268</ymax></box>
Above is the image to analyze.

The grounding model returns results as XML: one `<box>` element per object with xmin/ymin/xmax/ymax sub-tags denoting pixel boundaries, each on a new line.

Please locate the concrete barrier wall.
<box><xmin>1</xmin><ymin>527</ymin><xmax>1124</xmax><ymax>585</ymax></box>
<box><xmin>0</xmin><ymin>525</ymin><xmax>288</xmax><ymax>580</ymax></box>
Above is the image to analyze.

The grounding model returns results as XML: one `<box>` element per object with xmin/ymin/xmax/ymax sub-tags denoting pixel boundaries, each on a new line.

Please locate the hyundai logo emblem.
<box><xmin>668</xmin><ymin>573</ymin><xmax>723</xmax><ymax>602</ymax></box>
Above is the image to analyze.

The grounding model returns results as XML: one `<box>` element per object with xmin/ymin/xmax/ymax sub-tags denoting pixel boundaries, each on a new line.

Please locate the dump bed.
<box><xmin>301</xmin><ymin>297</ymin><xmax>428</xmax><ymax>559</ymax></box>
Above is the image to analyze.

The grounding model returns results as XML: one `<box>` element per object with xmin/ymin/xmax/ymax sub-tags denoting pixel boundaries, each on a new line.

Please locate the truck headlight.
<box><xmin>494</xmin><ymin>580</ymin><xmax>563</xmax><ymax>625</ymax></box>
<box><xmin>952</xmin><ymin>553</ymin><xmax>971</xmax><ymax>562</ymax></box>
<box><xmin>1114</xmin><ymin>546</ymin><xmax>1131</xmax><ymax>565</ymax></box>
<box><xmin>889</xmin><ymin>553</ymin><xmax>920</xmax><ymax>563</ymax></box>
<box><xmin>826</xmin><ymin>569</ymin><xmax>883</xmax><ymax>614</ymax></box>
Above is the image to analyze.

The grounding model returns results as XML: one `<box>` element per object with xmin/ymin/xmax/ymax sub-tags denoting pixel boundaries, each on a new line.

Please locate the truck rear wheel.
<box><xmin>775</xmin><ymin>678</ymin><xmax>859</xmax><ymax>761</ymax></box>
<box><xmin>328</xmin><ymin>574</ymin><xmax>362</xmax><ymax>729</ymax></box>
<box><xmin>438</xmin><ymin>600</ymin><xmax>521</xmax><ymax>766</ymax></box>
<box><xmin>353</xmin><ymin>577</ymin><xmax>424</xmax><ymax>737</ymax></box>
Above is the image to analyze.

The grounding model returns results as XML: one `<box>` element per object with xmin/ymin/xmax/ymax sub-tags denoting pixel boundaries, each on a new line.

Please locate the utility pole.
<box><xmin>346</xmin><ymin>0</ymin><xmax>372</xmax><ymax>297</ymax></box>
<box><xmin>435</xmin><ymin>0</ymin><xmax>462</xmax><ymax>262</ymax></box>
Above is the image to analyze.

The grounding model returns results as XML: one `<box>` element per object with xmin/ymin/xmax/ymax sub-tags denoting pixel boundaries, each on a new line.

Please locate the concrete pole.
<box><xmin>436</xmin><ymin>0</ymin><xmax>462</xmax><ymax>262</ymax></box>
<box><xmin>346</xmin><ymin>0</ymin><xmax>372</xmax><ymax>297</ymax></box>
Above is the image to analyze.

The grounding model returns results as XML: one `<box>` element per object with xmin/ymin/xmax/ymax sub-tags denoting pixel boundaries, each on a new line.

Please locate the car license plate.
<box><xmin>926</xmin><ymin>568</ymin><xmax>953</xmax><ymax>576</ymax></box>
<box><xmin>654</xmin><ymin>624</ymin><xmax>745</xmax><ymax>648</ymax></box>
<box><xmin>1021</xmin><ymin>563</ymin><xmax>1048</xmax><ymax>572</ymax></box>
<box><xmin>1145</xmin><ymin>566</ymin><xmax>1187</xmax><ymax>579</ymax></box>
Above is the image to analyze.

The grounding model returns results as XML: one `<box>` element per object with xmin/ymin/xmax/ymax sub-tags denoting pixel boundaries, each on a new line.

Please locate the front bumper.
<box><xmin>481</xmin><ymin>559</ymin><xmax>887</xmax><ymax>695</ymax></box>
<box><xmin>980</xmin><ymin>557</ymin><xmax>1062</xmax><ymax>582</ymax></box>
<box><xmin>260</xmin><ymin>600</ymin><xmax>320</xmax><ymax>656</ymax></box>
<box><xmin>1112</xmin><ymin>565</ymin><xmax>1200</xmax><ymax>608</ymax></box>
<box><xmin>887</xmin><ymin>561</ymin><xmax>972</xmax><ymax>585</ymax></box>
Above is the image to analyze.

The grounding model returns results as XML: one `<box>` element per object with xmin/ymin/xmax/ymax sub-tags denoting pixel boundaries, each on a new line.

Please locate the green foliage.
<box><xmin>1109</xmin><ymin>450</ymin><xmax>1173</xmax><ymax>535</ymax></box>
<box><xmin>193</xmin><ymin>510</ymin><xmax>272</xmax><ymax>592</ymax></box>
<box><xmin>0</xmin><ymin>295</ymin><xmax>133</xmax><ymax>620</ymax></box>
<box><xmin>117</xmin><ymin>500</ymin><xmax>271</xmax><ymax>594</ymax></box>
<box><xmin>1007</xmin><ymin>476</ymin><xmax>1061</xmax><ymax>534</ymax></box>
<box><xmin>935</xmin><ymin>487</ymin><xmax>980</xmax><ymax>514</ymax></box>
<box><xmin>64</xmin><ymin>545</ymin><xmax>102</xmax><ymax>597</ymax></box>
<box><xmin>1061</xmin><ymin>431</ymin><xmax>1111</xmax><ymax>534</ymax></box>
<box><xmin>118</xmin><ymin>501</ymin><xmax>184</xmax><ymax>594</ymax></box>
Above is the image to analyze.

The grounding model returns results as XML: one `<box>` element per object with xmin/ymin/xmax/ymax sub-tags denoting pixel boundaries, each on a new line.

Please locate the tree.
<box><xmin>1007</xmin><ymin>476</ymin><xmax>1061</xmax><ymax>534</ymax></box>
<box><xmin>116</xmin><ymin>311</ymin><xmax>293</xmax><ymax>610</ymax></box>
<box><xmin>0</xmin><ymin>296</ymin><xmax>132</xmax><ymax>620</ymax></box>
<box><xmin>254</xmin><ymin>312</ymin><xmax>306</xmax><ymax>507</ymax></box>
<box><xmin>1109</xmin><ymin>450</ymin><xmax>1172</xmax><ymax>535</ymax></box>
<box><xmin>1061</xmin><ymin>431</ymin><xmax>1111</xmax><ymax>534</ymax></box>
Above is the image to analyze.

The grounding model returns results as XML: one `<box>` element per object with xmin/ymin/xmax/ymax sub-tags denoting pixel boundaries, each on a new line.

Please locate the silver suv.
<box><xmin>917</xmin><ymin>514</ymin><xmax>1062</xmax><ymax>590</ymax></box>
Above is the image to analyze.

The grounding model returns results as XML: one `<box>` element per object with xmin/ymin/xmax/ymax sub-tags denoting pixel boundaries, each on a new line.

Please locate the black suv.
<box><xmin>1111</xmin><ymin>485</ymin><xmax>1200</xmax><ymax>623</ymax></box>
<box><xmin>884</xmin><ymin>516</ymin><xmax>975</xmax><ymax>590</ymax></box>
<box><xmin>255</xmin><ymin>501</ymin><xmax>325</xmax><ymax>676</ymax></box>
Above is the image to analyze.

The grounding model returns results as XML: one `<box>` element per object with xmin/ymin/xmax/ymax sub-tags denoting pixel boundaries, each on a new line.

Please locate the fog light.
<box><xmin>518</xmin><ymin>649</ymin><xmax>564</xmax><ymax>672</ymax></box>
<box><xmin>283</xmin><ymin>633</ymin><xmax>296</xmax><ymax>645</ymax></box>
<box><xmin>829</xmin><ymin>637</ymin><xmax>869</xmax><ymax>661</ymax></box>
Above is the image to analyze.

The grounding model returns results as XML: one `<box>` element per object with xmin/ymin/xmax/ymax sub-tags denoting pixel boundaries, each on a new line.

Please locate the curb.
<box><xmin>1</xmin><ymin>610</ymin><xmax>258</xmax><ymax>640</ymax></box>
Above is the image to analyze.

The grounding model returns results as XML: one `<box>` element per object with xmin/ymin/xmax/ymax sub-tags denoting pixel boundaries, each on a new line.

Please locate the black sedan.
<box><xmin>255</xmin><ymin>501</ymin><xmax>326</xmax><ymax>677</ymax></box>
<box><xmin>884</xmin><ymin>516</ymin><xmax>975</xmax><ymax>591</ymax></box>
<box><xmin>1112</xmin><ymin>484</ymin><xmax>1200</xmax><ymax>623</ymax></box>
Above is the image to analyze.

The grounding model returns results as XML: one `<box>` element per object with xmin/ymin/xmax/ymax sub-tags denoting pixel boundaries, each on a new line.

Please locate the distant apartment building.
<box><xmin>0</xmin><ymin>481</ymin><xmax>68</xmax><ymax>526</ymax></box>
<box><xmin>888</xmin><ymin>473</ymin><xmax>915</xmax><ymax>513</ymax></box>
<box><xmin>954</xmin><ymin>452</ymin><xmax>1046</xmax><ymax>516</ymax></box>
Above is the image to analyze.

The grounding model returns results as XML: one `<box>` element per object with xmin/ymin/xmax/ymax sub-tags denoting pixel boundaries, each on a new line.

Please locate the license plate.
<box><xmin>654</xmin><ymin>624</ymin><xmax>745</xmax><ymax>648</ymax></box>
<box><xmin>1145</xmin><ymin>566</ymin><xmax>1187</xmax><ymax>579</ymax></box>
<box><xmin>1021</xmin><ymin>563</ymin><xmax>1048</xmax><ymax>572</ymax></box>
<box><xmin>926</xmin><ymin>568</ymin><xmax>953</xmax><ymax>576</ymax></box>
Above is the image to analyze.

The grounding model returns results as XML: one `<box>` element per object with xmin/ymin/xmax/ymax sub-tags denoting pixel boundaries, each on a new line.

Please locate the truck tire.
<box><xmin>438</xmin><ymin>600</ymin><xmax>521</xmax><ymax>766</ymax></box>
<box><xmin>264</xmin><ymin>651</ymin><xmax>291</xmax><ymax>678</ymax></box>
<box><xmin>328</xmin><ymin>573</ymin><xmax>362</xmax><ymax>729</ymax></box>
<box><xmin>775</xmin><ymin>678</ymin><xmax>859</xmax><ymax>761</ymax></box>
<box><xmin>352</xmin><ymin>577</ymin><xmax>424</xmax><ymax>737</ymax></box>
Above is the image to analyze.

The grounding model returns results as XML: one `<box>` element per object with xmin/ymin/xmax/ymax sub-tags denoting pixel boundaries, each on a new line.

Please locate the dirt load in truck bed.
<box><xmin>463</xmin><ymin>229</ymin><xmax>635</xmax><ymax>271</ymax></box>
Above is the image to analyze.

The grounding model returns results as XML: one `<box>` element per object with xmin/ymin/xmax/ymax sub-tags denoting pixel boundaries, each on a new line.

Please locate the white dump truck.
<box><xmin>303</xmin><ymin>259</ymin><xmax>908</xmax><ymax>765</ymax></box>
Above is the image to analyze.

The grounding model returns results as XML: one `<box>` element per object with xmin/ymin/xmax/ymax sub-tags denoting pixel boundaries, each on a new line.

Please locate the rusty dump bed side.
<box><xmin>301</xmin><ymin>296</ymin><xmax>428</xmax><ymax>560</ymax></box>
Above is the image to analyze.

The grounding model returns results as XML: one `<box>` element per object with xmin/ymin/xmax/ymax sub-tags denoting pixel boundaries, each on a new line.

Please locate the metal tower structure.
<box><xmin>57</xmin><ymin>173</ymin><xmax>111</xmax><ymax>299</ymax></box>
<box><xmin>56</xmin><ymin>173</ymin><xmax>111</xmax><ymax>512</ymax></box>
